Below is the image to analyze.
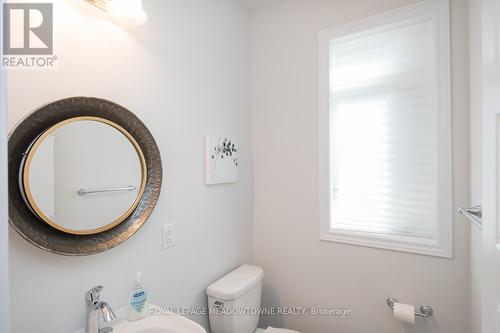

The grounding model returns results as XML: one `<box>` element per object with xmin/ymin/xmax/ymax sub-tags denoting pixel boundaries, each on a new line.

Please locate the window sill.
<box><xmin>320</xmin><ymin>229</ymin><xmax>453</xmax><ymax>258</ymax></box>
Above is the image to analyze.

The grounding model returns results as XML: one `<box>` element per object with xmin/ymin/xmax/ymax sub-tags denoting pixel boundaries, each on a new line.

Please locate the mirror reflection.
<box><xmin>22</xmin><ymin>117</ymin><xmax>146</xmax><ymax>235</ymax></box>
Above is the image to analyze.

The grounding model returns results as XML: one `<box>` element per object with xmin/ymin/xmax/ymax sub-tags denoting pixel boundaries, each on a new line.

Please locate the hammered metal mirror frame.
<box><xmin>8</xmin><ymin>97</ymin><xmax>163</xmax><ymax>256</ymax></box>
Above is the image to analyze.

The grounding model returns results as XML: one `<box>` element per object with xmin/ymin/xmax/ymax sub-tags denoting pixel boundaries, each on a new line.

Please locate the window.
<box><xmin>318</xmin><ymin>0</ymin><xmax>452</xmax><ymax>257</ymax></box>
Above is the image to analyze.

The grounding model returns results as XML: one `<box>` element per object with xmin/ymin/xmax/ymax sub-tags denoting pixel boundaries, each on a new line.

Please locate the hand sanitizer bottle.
<box><xmin>128</xmin><ymin>271</ymin><xmax>149</xmax><ymax>322</ymax></box>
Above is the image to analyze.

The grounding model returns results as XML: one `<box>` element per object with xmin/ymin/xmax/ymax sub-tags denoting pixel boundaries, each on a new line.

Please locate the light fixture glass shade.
<box><xmin>108</xmin><ymin>0</ymin><xmax>148</xmax><ymax>25</ymax></box>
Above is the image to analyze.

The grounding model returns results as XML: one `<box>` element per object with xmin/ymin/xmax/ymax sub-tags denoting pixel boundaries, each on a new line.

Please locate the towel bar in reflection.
<box><xmin>77</xmin><ymin>185</ymin><xmax>137</xmax><ymax>196</ymax></box>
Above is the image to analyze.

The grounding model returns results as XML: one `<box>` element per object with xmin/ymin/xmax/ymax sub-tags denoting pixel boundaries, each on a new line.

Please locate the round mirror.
<box><xmin>21</xmin><ymin>116</ymin><xmax>147</xmax><ymax>235</ymax></box>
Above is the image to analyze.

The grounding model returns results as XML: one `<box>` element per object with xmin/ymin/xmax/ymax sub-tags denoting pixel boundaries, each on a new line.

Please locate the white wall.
<box><xmin>0</xmin><ymin>42</ymin><xmax>10</xmax><ymax>333</ymax></box>
<box><xmin>251</xmin><ymin>1</ymin><xmax>470</xmax><ymax>332</ymax></box>
<box><xmin>6</xmin><ymin>1</ymin><xmax>252</xmax><ymax>332</ymax></box>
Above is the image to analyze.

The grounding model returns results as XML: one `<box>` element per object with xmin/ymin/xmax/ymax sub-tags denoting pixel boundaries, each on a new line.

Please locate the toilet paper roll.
<box><xmin>393</xmin><ymin>302</ymin><xmax>415</xmax><ymax>325</ymax></box>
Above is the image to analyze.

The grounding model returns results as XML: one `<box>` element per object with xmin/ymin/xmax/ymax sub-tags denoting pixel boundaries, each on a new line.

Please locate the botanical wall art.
<box><xmin>205</xmin><ymin>136</ymin><xmax>239</xmax><ymax>184</ymax></box>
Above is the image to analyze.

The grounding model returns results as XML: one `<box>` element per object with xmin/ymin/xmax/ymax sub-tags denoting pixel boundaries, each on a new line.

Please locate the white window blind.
<box><xmin>319</xmin><ymin>0</ymin><xmax>452</xmax><ymax>257</ymax></box>
<box><xmin>330</xmin><ymin>21</ymin><xmax>437</xmax><ymax>238</ymax></box>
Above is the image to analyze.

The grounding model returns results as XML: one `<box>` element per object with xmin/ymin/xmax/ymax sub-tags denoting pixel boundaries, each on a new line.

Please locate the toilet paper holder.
<box><xmin>386</xmin><ymin>298</ymin><xmax>434</xmax><ymax>318</ymax></box>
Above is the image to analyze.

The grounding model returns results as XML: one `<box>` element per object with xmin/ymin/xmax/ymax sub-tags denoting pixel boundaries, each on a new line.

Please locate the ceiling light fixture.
<box><xmin>87</xmin><ymin>0</ymin><xmax>148</xmax><ymax>25</ymax></box>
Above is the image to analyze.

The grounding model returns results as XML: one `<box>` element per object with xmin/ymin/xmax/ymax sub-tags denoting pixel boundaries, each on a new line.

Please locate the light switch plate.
<box><xmin>162</xmin><ymin>224</ymin><xmax>175</xmax><ymax>249</ymax></box>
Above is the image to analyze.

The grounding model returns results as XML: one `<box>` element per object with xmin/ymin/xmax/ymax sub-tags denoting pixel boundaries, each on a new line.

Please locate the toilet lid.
<box><xmin>264</xmin><ymin>327</ymin><xmax>301</xmax><ymax>333</ymax></box>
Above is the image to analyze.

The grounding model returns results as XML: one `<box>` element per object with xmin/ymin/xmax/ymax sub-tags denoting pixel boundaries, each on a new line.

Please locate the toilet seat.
<box><xmin>255</xmin><ymin>327</ymin><xmax>302</xmax><ymax>333</ymax></box>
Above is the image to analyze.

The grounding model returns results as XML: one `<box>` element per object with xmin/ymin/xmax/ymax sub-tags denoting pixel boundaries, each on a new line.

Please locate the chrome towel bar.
<box><xmin>386</xmin><ymin>298</ymin><xmax>434</xmax><ymax>318</ymax></box>
<box><xmin>77</xmin><ymin>185</ymin><xmax>137</xmax><ymax>196</ymax></box>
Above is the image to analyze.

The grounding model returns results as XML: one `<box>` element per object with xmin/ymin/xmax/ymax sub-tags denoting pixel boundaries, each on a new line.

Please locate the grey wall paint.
<box><xmin>6</xmin><ymin>1</ymin><xmax>252</xmax><ymax>332</ymax></box>
<box><xmin>251</xmin><ymin>1</ymin><xmax>470</xmax><ymax>332</ymax></box>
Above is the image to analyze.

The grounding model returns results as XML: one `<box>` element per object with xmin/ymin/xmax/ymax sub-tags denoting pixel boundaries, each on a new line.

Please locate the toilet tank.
<box><xmin>207</xmin><ymin>265</ymin><xmax>264</xmax><ymax>333</ymax></box>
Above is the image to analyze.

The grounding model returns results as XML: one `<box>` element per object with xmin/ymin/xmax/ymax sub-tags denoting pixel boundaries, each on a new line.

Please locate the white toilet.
<box><xmin>207</xmin><ymin>265</ymin><xmax>301</xmax><ymax>333</ymax></box>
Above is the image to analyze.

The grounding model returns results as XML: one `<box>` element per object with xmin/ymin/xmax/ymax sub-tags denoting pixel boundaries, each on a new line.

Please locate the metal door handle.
<box><xmin>458</xmin><ymin>205</ymin><xmax>482</xmax><ymax>228</ymax></box>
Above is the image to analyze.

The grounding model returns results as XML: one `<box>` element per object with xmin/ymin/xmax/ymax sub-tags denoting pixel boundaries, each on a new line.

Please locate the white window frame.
<box><xmin>318</xmin><ymin>0</ymin><xmax>453</xmax><ymax>258</ymax></box>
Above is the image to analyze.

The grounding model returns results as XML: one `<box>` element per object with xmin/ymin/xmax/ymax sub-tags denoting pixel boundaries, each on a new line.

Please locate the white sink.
<box><xmin>110</xmin><ymin>308</ymin><xmax>206</xmax><ymax>333</ymax></box>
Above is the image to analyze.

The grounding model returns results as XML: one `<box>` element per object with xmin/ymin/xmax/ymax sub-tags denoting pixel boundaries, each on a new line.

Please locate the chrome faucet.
<box><xmin>85</xmin><ymin>286</ymin><xmax>116</xmax><ymax>333</ymax></box>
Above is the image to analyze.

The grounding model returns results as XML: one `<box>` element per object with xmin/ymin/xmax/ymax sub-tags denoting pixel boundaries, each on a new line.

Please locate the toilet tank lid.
<box><xmin>207</xmin><ymin>265</ymin><xmax>264</xmax><ymax>301</ymax></box>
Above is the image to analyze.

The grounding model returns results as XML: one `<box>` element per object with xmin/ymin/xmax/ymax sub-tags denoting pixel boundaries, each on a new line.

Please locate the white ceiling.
<box><xmin>241</xmin><ymin>0</ymin><xmax>278</xmax><ymax>8</ymax></box>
